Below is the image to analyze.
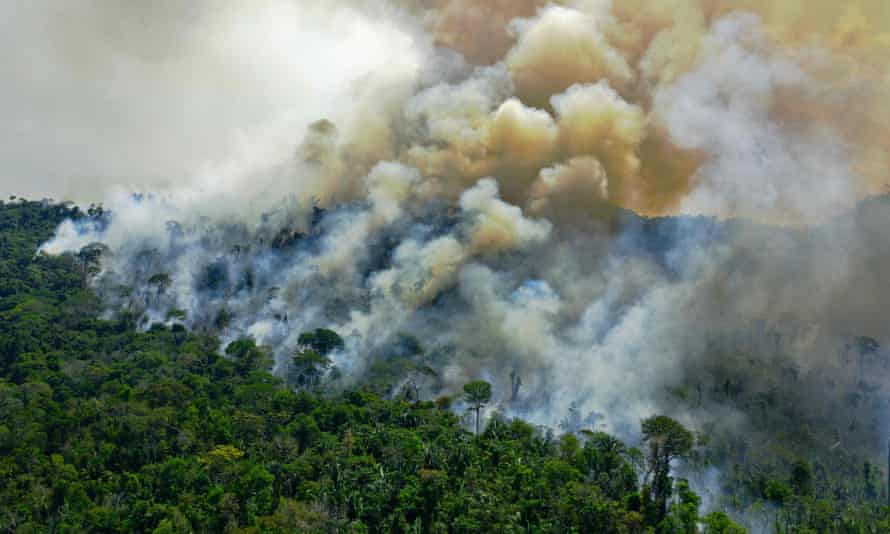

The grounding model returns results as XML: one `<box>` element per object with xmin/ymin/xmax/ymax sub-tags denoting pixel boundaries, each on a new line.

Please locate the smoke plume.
<box><xmin>28</xmin><ymin>2</ymin><xmax>890</xmax><ymax>516</ymax></box>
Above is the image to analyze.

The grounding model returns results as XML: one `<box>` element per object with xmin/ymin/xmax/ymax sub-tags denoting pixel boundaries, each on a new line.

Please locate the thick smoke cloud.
<box><xmin>506</xmin><ymin>4</ymin><xmax>634</xmax><ymax>107</ymax></box>
<box><xmin>32</xmin><ymin>3</ymin><xmax>890</xmax><ymax>518</ymax></box>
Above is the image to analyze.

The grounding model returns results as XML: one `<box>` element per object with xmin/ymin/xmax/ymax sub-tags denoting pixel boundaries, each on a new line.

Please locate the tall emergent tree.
<box><xmin>290</xmin><ymin>328</ymin><xmax>343</xmax><ymax>389</ymax></box>
<box><xmin>463</xmin><ymin>380</ymin><xmax>492</xmax><ymax>435</ymax></box>
<box><xmin>641</xmin><ymin>415</ymin><xmax>694</xmax><ymax>522</ymax></box>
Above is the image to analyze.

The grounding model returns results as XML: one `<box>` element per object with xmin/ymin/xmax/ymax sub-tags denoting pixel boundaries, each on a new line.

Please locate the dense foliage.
<box><xmin>0</xmin><ymin>199</ymin><xmax>886</xmax><ymax>532</ymax></box>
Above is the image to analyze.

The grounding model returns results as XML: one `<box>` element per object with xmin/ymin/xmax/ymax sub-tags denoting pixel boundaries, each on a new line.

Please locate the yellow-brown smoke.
<box><xmin>302</xmin><ymin>0</ymin><xmax>890</xmax><ymax>226</ymax></box>
<box><xmin>34</xmin><ymin>0</ymin><xmax>890</xmax><ymax>444</ymax></box>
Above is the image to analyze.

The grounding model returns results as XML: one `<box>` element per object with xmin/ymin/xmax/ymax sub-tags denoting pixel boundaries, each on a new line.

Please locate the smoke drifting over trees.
<box><xmin>22</xmin><ymin>2</ymin><xmax>890</xmax><ymax>522</ymax></box>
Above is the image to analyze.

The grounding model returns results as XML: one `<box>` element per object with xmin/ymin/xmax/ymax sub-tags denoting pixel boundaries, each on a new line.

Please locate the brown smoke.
<box><xmin>300</xmin><ymin>0</ymin><xmax>890</xmax><ymax>227</ymax></box>
<box><xmin>423</xmin><ymin>0</ymin><xmax>547</xmax><ymax>65</ymax></box>
<box><xmin>35</xmin><ymin>0</ymin><xmax>890</xmax><ymax>459</ymax></box>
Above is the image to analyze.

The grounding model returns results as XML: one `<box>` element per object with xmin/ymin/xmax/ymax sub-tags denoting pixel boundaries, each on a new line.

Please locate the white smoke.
<box><xmin>27</xmin><ymin>4</ymin><xmax>890</xmax><ymax>509</ymax></box>
<box><xmin>655</xmin><ymin>14</ymin><xmax>856</xmax><ymax>223</ymax></box>
<box><xmin>0</xmin><ymin>0</ymin><xmax>423</xmax><ymax>206</ymax></box>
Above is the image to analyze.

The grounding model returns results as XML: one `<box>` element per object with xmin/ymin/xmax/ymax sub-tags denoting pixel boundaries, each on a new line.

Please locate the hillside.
<box><xmin>0</xmin><ymin>200</ymin><xmax>733</xmax><ymax>533</ymax></box>
<box><xmin>3</xmin><ymin>199</ymin><xmax>890</xmax><ymax>532</ymax></box>
<box><xmin>6</xmin><ymin>2</ymin><xmax>890</xmax><ymax>533</ymax></box>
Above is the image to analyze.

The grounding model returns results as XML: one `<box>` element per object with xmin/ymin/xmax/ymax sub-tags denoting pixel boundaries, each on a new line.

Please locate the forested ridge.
<box><xmin>0</xmin><ymin>199</ymin><xmax>887</xmax><ymax>533</ymax></box>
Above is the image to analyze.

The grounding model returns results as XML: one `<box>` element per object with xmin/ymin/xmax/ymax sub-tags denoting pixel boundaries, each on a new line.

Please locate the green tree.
<box><xmin>641</xmin><ymin>415</ymin><xmax>694</xmax><ymax>522</ymax></box>
<box><xmin>225</xmin><ymin>337</ymin><xmax>270</xmax><ymax>376</ymax></box>
<box><xmin>701</xmin><ymin>511</ymin><xmax>746</xmax><ymax>533</ymax></box>
<box><xmin>76</xmin><ymin>242</ymin><xmax>107</xmax><ymax>287</ymax></box>
<box><xmin>290</xmin><ymin>349</ymin><xmax>331</xmax><ymax>389</ymax></box>
<box><xmin>670</xmin><ymin>478</ymin><xmax>701</xmax><ymax>533</ymax></box>
<box><xmin>764</xmin><ymin>478</ymin><xmax>792</xmax><ymax>504</ymax></box>
<box><xmin>297</xmin><ymin>328</ymin><xmax>344</xmax><ymax>355</ymax></box>
<box><xmin>463</xmin><ymin>380</ymin><xmax>491</xmax><ymax>435</ymax></box>
<box><xmin>790</xmin><ymin>459</ymin><xmax>814</xmax><ymax>497</ymax></box>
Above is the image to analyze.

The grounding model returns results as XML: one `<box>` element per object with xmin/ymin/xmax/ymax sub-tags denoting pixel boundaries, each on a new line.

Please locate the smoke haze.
<box><xmin>24</xmin><ymin>3</ymin><xmax>890</xmax><ymax>522</ymax></box>
<box><xmin>0</xmin><ymin>0</ymin><xmax>422</xmax><ymax>203</ymax></box>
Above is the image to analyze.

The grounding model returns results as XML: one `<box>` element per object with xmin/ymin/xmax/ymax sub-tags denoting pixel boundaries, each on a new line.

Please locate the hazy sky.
<box><xmin>0</xmin><ymin>0</ymin><xmax>416</xmax><ymax>202</ymax></box>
